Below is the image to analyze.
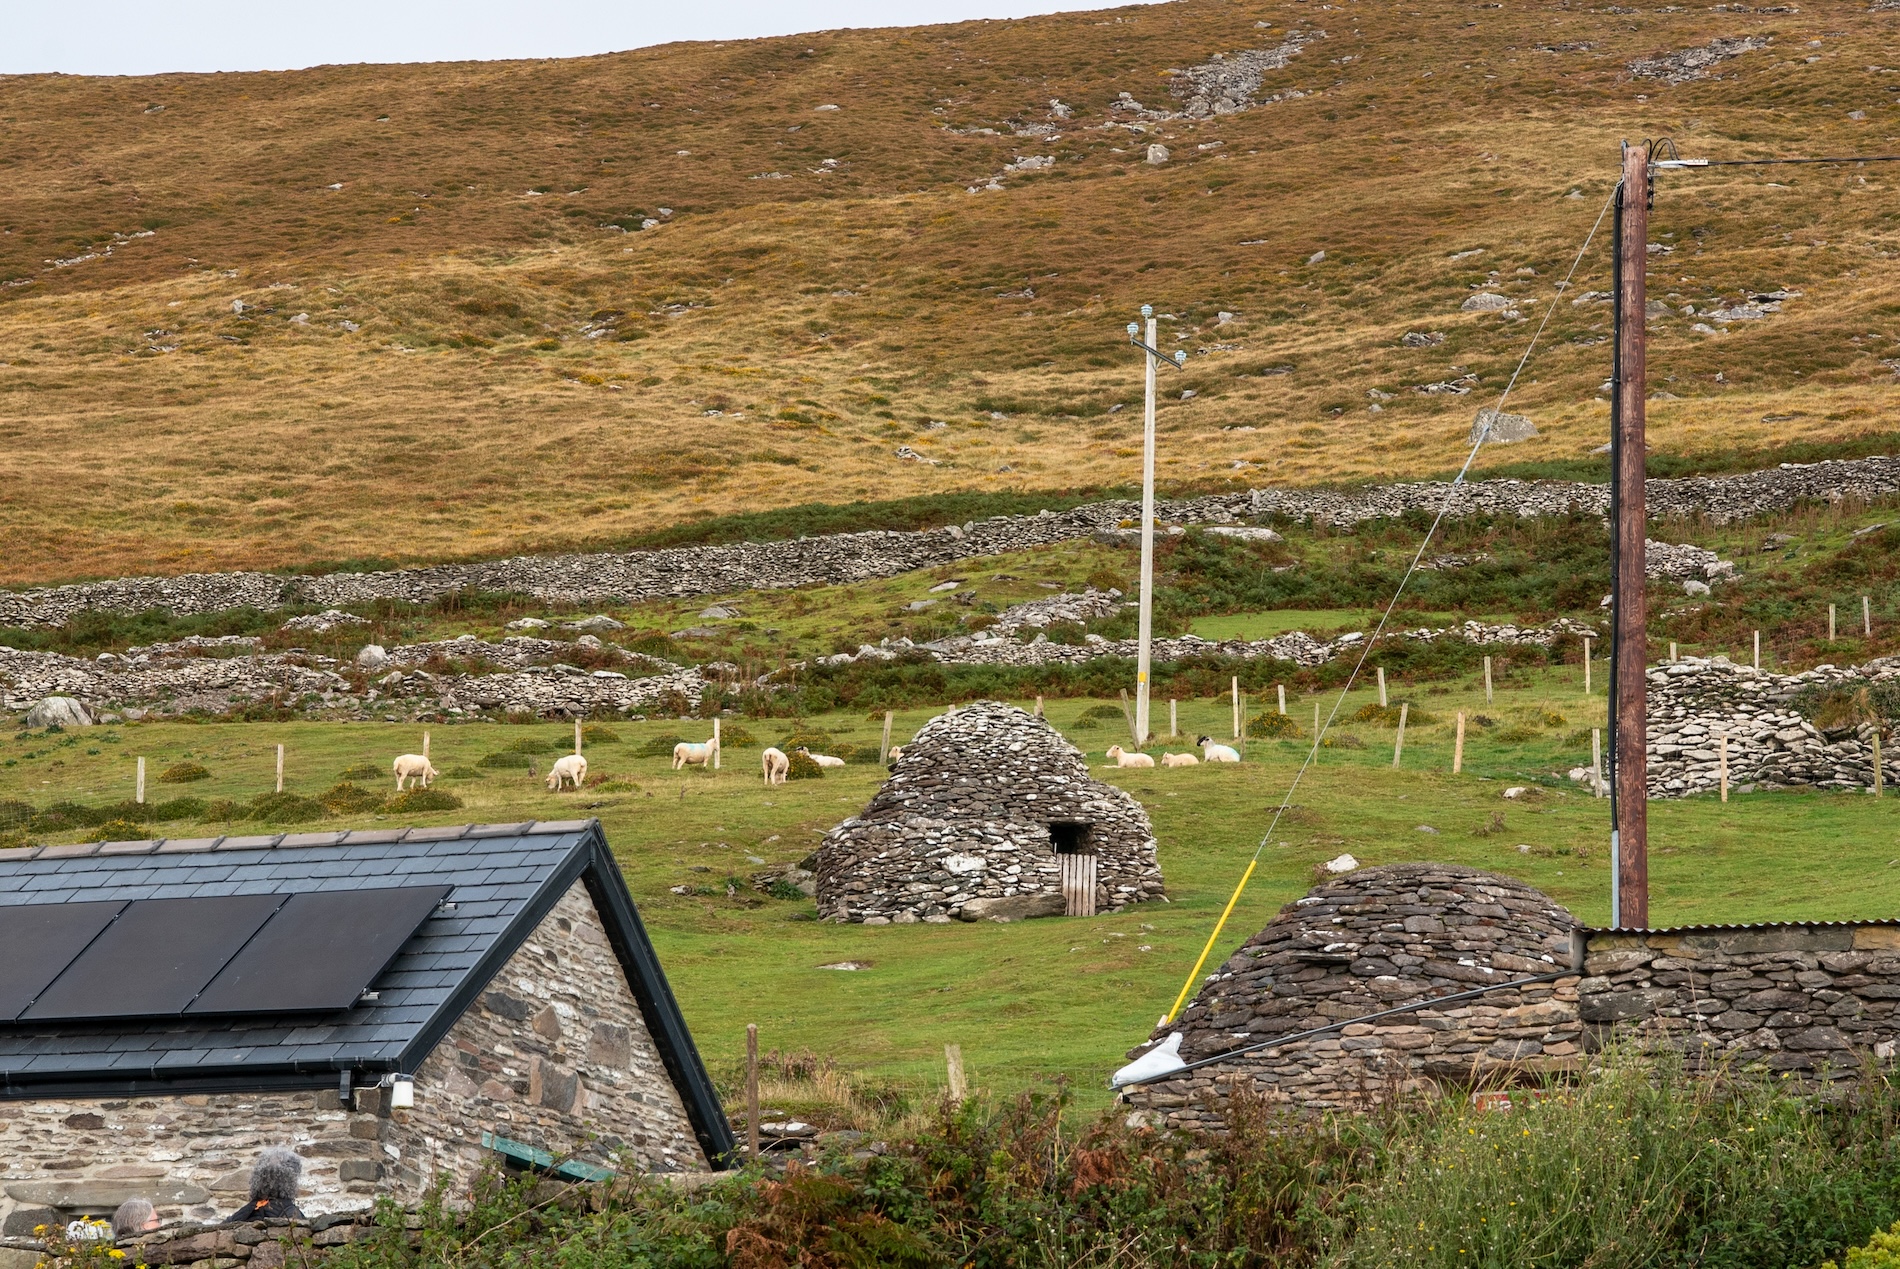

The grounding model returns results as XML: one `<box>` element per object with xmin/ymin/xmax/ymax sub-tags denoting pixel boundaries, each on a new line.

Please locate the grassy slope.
<box><xmin>8</xmin><ymin>669</ymin><xmax>1899</xmax><ymax>1111</ymax></box>
<box><xmin>1</xmin><ymin>0</ymin><xmax>1897</xmax><ymax>582</ymax></box>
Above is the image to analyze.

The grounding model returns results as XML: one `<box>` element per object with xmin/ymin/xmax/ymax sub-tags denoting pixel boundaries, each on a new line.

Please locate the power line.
<box><xmin>1655</xmin><ymin>155</ymin><xmax>1900</xmax><ymax>169</ymax></box>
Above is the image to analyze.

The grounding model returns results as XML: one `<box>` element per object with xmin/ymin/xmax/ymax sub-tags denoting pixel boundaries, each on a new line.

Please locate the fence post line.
<box><xmin>1719</xmin><ymin>733</ymin><xmax>1729</xmax><ymax>803</ymax></box>
<box><xmin>945</xmin><ymin>1044</ymin><xmax>967</xmax><ymax>1105</ymax></box>
<box><xmin>1314</xmin><ymin>700</ymin><xmax>1321</xmax><ymax>747</ymax></box>
<box><xmin>136</xmin><ymin>756</ymin><xmax>145</xmax><ymax>805</ymax></box>
<box><xmin>880</xmin><ymin>711</ymin><xmax>894</xmax><ymax>763</ymax></box>
<box><xmin>713</xmin><ymin>717</ymin><xmax>721</xmax><ymax>769</ymax></box>
<box><xmin>1169</xmin><ymin>698</ymin><xmax>1178</xmax><ymax>739</ymax></box>
<box><xmin>1277</xmin><ymin>683</ymin><xmax>1287</xmax><ymax>716</ymax></box>
<box><xmin>1392</xmin><ymin>703</ymin><xmax>1408</xmax><ymax>769</ymax></box>
<box><xmin>276</xmin><ymin>744</ymin><xmax>285</xmax><ymax>795</ymax></box>
<box><xmin>1231</xmin><ymin>677</ymin><xmax>1241</xmax><ymax>740</ymax></box>
<box><xmin>1453</xmin><ymin>711</ymin><xmax>1465</xmax><ymax>774</ymax></box>
<box><xmin>1377</xmin><ymin>667</ymin><xmax>1387</xmax><ymax>708</ymax></box>
<box><xmin>746</xmin><ymin>1024</ymin><xmax>760</xmax><ymax>1162</ymax></box>
<box><xmin>1584</xmin><ymin>637</ymin><xmax>1592</xmax><ymax>695</ymax></box>
<box><xmin>1483</xmin><ymin>656</ymin><xmax>1493</xmax><ymax>706</ymax></box>
<box><xmin>1753</xmin><ymin>629</ymin><xmax>1761</xmax><ymax>670</ymax></box>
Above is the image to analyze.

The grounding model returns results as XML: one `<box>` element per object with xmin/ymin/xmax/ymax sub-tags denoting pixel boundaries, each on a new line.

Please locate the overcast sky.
<box><xmin>6</xmin><ymin>0</ymin><xmax>1153</xmax><ymax>76</ymax></box>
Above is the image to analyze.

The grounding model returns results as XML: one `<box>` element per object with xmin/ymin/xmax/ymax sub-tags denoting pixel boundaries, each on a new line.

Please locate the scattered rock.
<box><xmin>1628</xmin><ymin>36</ymin><xmax>1769</xmax><ymax>84</ymax></box>
<box><xmin>1323</xmin><ymin>853</ymin><xmax>1359</xmax><ymax>872</ymax></box>
<box><xmin>698</xmin><ymin>605</ymin><xmax>741</xmax><ymax>619</ymax></box>
<box><xmin>1471</xmin><ymin>408</ymin><xmax>1538</xmax><ymax>444</ymax></box>
<box><xmin>22</xmin><ymin>696</ymin><xmax>93</xmax><ymax>728</ymax></box>
<box><xmin>565</xmin><ymin>614</ymin><xmax>626</xmax><ymax>632</ymax></box>
<box><xmin>279</xmin><ymin>609</ymin><xmax>368</xmax><ymax>634</ymax></box>
<box><xmin>1402</xmin><ymin>331</ymin><xmax>1446</xmax><ymax>347</ymax></box>
<box><xmin>354</xmin><ymin>644</ymin><xmax>389</xmax><ymax>670</ymax></box>
<box><xmin>1146</xmin><ymin>143</ymin><xmax>1171</xmax><ymax>165</ymax></box>
<box><xmin>1461</xmin><ymin>292</ymin><xmax>1514</xmax><ymax>312</ymax></box>
<box><xmin>506</xmin><ymin>618</ymin><xmax>551</xmax><ymax>630</ymax></box>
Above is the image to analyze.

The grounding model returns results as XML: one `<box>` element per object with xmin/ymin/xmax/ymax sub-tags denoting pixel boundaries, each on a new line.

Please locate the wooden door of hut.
<box><xmin>1051</xmin><ymin>822</ymin><xmax>1097</xmax><ymax>917</ymax></box>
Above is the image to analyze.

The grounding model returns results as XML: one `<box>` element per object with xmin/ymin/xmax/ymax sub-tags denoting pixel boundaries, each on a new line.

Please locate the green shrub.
<box><xmin>1824</xmin><ymin>1220</ymin><xmax>1900</xmax><ymax>1269</ymax></box>
<box><xmin>203</xmin><ymin>798</ymin><xmax>247</xmax><ymax>821</ymax></box>
<box><xmin>1247</xmin><ymin>711</ymin><xmax>1302</xmax><ymax>739</ymax></box>
<box><xmin>92</xmin><ymin>818</ymin><xmax>149</xmax><ymax>841</ymax></box>
<box><xmin>1320</xmin><ymin>733</ymin><xmax>1365</xmax><ymax>749</ymax></box>
<box><xmin>718</xmin><ymin>722</ymin><xmax>758</xmax><ymax>748</ymax></box>
<box><xmin>336</xmin><ymin>762</ymin><xmax>381</xmax><ymax>781</ymax></box>
<box><xmin>477</xmin><ymin>750</ymin><xmax>536</xmax><ymax>769</ymax></box>
<box><xmin>0</xmin><ymin>800</ymin><xmax>35</xmax><ymax>828</ymax></box>
<box><xmin>1078</xmin><ymin>704</ymin><xmax>1127</xmax><ymax>722</ymax></box>
<box><xmin>1068</xmin><ymin>717</ymin><xmax>1100</xmax><ymax>730</ymax></box>
<box><xmin>158</xmin><ymin>761</ymin><xmax>211</xmax><ymax>783</ymax></box>
<box><xmin>1352</xmin><ymin>702</ymin><xmax>1435</xmax><ymax>727</ymax></box>
<box><xmin>593</xmin><ymin>779</ymin><xmax>641</xmax><ymax>793</ymax></box>
<box><xmin>1541</xmin><ymin>710</ymin><xmax>1568</xmax><ymax>727</ymax></box>
<box><xmin>580</xmin><ymin>723</ymin><xmax>621</xmax><ymax>745</ymax></box>
<box><xmin>786</xmin><ymin>750</ymin><xmax>825</xmax><ymax>780</ymax></box>
<box><xmin>442</xmin><ymin>765</ymin><xmax>484</xmax><ymax>779</ymax></box>
<box><xmin>385</xmin><ymin>787</ymin><xmax>464</xmax><ymax>814</ymax></box>
<box><xmin>247</xmin><ymin>792</ymin><xmax>328</xmax><ymax>823</ymax></box>
<box><xmin>1496</xmin><ymin>725</ymin><xmax>1541</xmax><ymax>743</ymax></box>
<box><xmin>320</xmin><ymin>781</ymin><xmax>383</xmax><ymax>814</ymax></box>
<box><xmin>32</xmin><ymin>801</ymin><xmax>102</xmax><ymax>831</ymax></box>
<box><xmin>150</xmin><ymin>797</ymin><xmax>205</xmax><ymax>821</ymax></box>
<box><xmin>638</xmin><ymin>733</ymin><xmax>689</xmax><ymax>758</ymax></box>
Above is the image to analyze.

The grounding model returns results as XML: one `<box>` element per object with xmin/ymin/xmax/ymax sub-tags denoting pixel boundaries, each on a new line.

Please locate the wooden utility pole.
<box><xmin>745</xmin><ymin>1024</ymin><xmax>760</xmax><ymax>1162</ymax></box>
<box><xmin>1610</xmin><ymin>141</ymin><xmax>1651</xmax><ymax>929</ymax></box>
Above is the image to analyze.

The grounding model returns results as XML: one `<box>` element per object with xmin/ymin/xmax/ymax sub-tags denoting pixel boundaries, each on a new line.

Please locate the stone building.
<box><xmin>0</xmin><ymin>821</ymin><xmax>731</xmax><ymax>1234</ymax></box>
<box><xmin>814</xmin><ymin>701</ymin><xmax>1164</xmax><ymax>924</ymax></box>
<box><xmin>1119</xmin><ymin>863</ymin><xmax>1583</xmax><ymax>1127</ymax></box>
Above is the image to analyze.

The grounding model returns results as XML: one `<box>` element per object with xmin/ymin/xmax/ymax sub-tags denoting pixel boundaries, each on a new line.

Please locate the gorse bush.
<box><xmin>158</xmin><ymin>761</ymin><xmax>211</xmax><ymax>783</ymax></box>
<box><xmin>1248</xmin><ymin>710</ymin><xmax>1302</xmax><ymax>738</ymax></box>
<box><xmin>1825</xmin><ymin>1220</ymin><xmax>1900</xmax><ymax>1269</ymax></box>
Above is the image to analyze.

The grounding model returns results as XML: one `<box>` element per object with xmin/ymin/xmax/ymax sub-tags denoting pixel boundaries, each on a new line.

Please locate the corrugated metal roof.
<box><xmin>1585</xmin><ymin>918</ymin><xmax>1900</xmax><ymax>936</ymax></box>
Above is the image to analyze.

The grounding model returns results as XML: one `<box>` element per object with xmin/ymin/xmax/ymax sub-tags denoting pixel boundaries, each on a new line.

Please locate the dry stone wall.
<box><xmin>1646</xmin><ymin>656</ymin><xmax>1900</xmax><ymax>797</ymax></box>
<box><xmin>815</xmin><ymin>701</ymin><xmax>1163</xmax><ymax>924</ymax></box>
<box><xmin>6</xmin><ymin>456</ymin><xmax>1895</xmax><ymax>629</ymax></box>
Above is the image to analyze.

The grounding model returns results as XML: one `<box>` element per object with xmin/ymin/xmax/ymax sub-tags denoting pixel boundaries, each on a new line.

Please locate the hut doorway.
<box><xmin>1051</xmin><ymin>822</ymin><xmax>1097</xmax><ymax>917</ymax></box>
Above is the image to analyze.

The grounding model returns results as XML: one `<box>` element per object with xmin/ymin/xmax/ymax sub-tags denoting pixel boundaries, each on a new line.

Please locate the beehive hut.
<box><xmin>1118</xmin><ymin>863</ymin><xmax>1582</xmax><ymax>1127</ymax></box>
<box><xmin>815</xmin><ymin>700</ymin><xmax>1163</xmax><ymax>924</ymax></box>
<box><xmin>0</xmin><ymin>820</ymin><xmax>731</xmax><ymax>1233</ymax></box>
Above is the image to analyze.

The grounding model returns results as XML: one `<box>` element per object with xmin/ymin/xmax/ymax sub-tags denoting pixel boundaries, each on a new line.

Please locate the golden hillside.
<box><xmin>1</xmin><ymin>0</ymin><xmax>1896</xmax><ymax>583</ymax></box>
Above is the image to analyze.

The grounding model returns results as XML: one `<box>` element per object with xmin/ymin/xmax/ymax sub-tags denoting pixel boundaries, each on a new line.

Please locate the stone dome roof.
<box><xmin>1121</xmin><ymin>863</ymin><xmax>1582</xmax><ymax>1121</ymax></box>
<box><xmin>814</xmin><ymin>701</ymin><xmax>1162</xmax><ymax>924</ymax></box>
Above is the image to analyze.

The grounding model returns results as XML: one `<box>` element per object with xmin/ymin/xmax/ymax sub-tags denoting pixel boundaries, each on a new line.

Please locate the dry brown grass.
<box><xmin>2</xmin><ymin>0</ymin><xmax>1898</xmax><ymax>584</ymax></box>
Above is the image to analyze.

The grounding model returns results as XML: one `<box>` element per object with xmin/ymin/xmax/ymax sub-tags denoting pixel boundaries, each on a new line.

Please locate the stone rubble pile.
<box><xmin>815</xmin><ymin>701</ymin><xmax>1163</xmax><ymax>924</ymax></box>
<box><xmin>1646</xmin><ymin>656</ymin><xmax>1900</xmax><ymax>797</ymax></box>
<box><xmin>1642</xmin><ymin>539</ymin><xmax>1736</xmax><ymax>583</ymax></box>
<box><xmin>1119</xmin><ymin>864</ymin><xmax>1581</xmax><ymax>1124</ymax></box>
<box><xmin>986</xmin><ymin>587</ymin><xmax>1127</xmax><ymax>634</ymax></box>
<box><xmin>6</xmin><ymin>456</ymin><xmax>1895</xmax><ymax>629</ymax></box>
<box><xmin>1168</xmin><ymin>31</ymin><xmax>1321</xmax><ymax>118</ymax></box>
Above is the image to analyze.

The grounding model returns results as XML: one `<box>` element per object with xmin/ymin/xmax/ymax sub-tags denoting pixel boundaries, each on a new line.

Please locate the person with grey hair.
<box><xmin>111</xmin><ymin>1198</ymin><xmax>159</xmax><ymax>1240</ymax></box>
<box><xmin>224</xmin><ymin>1147</ymin><xmax>305</xmax><ymax>1222</ymax></box>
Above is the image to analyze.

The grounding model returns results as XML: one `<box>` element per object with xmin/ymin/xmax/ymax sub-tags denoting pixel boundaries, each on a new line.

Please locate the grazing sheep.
<box><xmin>673</xmin><ymin>737</ymin><xmax>720</xmax><ymax>770</ymax></box>
<box><xmin>1105</xmin><ymin>744</ymin><xmax>1156</xmax><ymax>769</ymax></box>
<box><xmin>887</xmin><ymin>745</ymin><xmax>906</xmax><ymax>762</ymax></box>
<box><xmin>392</xmin><ymin>754</ymin><xmax>437</xmax><ymax>791</ymax></box>
<box><xmin>1160</xmin><ymin>751</ymin><xmax>1200</xmax><ymax>767</ymax></box>
<box><xmin>762</xmin><ymin>747</ymin><xmax>790</xmax><ymax>785</ymax></box>
<box><xmin>795</xmin><ymin>746</ymin><xmax>846</xmax><ymax>769</ymax></box>
<box><xmin>1197</xmin><ymin>735</ymin><xmax>1241</xmax><ymax>763</ymax></box>
<box><xmin>547</xmin><ymin>753</ymin><xmax>587</xmax><ymax>791</ymax></box>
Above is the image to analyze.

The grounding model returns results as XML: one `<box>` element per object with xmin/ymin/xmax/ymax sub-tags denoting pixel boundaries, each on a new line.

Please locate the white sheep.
<box><xmin>795</xmin><ymin>746</ymin><xmax>845</xmax><ymax>769</ymax></box>
<box><xmin>1105</xmin><ymin>744</ymin><xmax>1155</xmax><ymax>769</ymax></box>
<box><xmin>1160</xmin><ymin>752</ymin><xmax>1200</xmax><ymax>767</ymax></box>
<box><xmin>762</xmin><ymin>747</ymin><xmax>790</xmax><ymax>785</ymax></box>
<box><xmin>392</xmin><ymin>754</ymin><xmax>437</xmax><ymax>790</ymax></box>
<box><xmin>546</xmin><ymin>753</ymin><xmax>587</xmax><ymax>791</ymax></box>
<box><xmin>1197</xmin><ymin>735</ymin><xmax>1241</xmax><ymax>763</ymax></box>
<box><xmin>673</xmin><ymin>737</ymin><xmax>720</xmax><ymax>770</ymax></box>
<box><xmin>887</xmin><ymin>745</ymin><xmax>906</xmax><ymax>762</ymax></box>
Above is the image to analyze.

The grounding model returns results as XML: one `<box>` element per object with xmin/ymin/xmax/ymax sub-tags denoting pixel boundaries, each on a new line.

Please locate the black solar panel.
<box><xmin>0</xmin><ymin>901</ymin><xmax>128</xmax><ymax>1020</ymax></box>
<box><xmin>187</xmin><ymin>885</ymin><xmax>452</xmax><ymax>1015</ymax></box>
<box><xmin>22</xmin><ymin>894</ymin><xmax>287</xmax><ymax>1021</ymax></box>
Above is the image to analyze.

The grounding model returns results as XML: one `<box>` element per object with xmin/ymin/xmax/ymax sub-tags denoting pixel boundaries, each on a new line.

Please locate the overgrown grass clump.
<box><xmin>318</xmin><ymin>1060</ymin><xmax>1900</xmax><ymax>1269</ymax></box>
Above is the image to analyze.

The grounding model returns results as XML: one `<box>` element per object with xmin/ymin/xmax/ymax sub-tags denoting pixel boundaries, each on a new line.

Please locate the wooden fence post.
<box><xmin>1034</xmin><ymin>695</ymin><xmax>1044</xmax><ymax>718</ymax></box>
<box><xmin>713</xmin><ymin>717</ymin><xmax>721</xmax><ymax>769</ymax></box>
<box><xmin>1483</xmin><ymin>656</ymin><xmax>1493</xmax><ymax>706</ymax></box>
<box><xmin>1392</xmin><ymin>703</ymin><xmax>1409</xmax><ymax>769</ymax></box>
<box><xmin>880</xmin><ymin>711</ymin><xmax>894</xmax><ymax>763</ymax></box>
<box><xmin>575</xmin><ymin>717</ymin><xmax>583</xmax><ymax>755</ymax></box>
<box><xmin>1866</xmin><ymin>595</ymin><xmax>1873</xmax><ymax>637</ymax></box>
<box><xmin>1584</xmin><ymin>637</ymin><xmax>1592</xmax><ymax>694</ymax></box>
<box><xmin>746</xmin><ymin>1024</ymin><xmax>760</xmax><ymax>1162</ymax></box>
<box><xmin>1669</xmin><ymin>642</ymin><xmax>1678</xmax><ymax>663</ymax></box>
<box><xmin>136</xmin><ymin>756</ymin><xmax>145</xmax><ymax>805</ymax></box>
<box><xmin>1453</xmin><ymin>712</ymin><xmax>1465</xmax><ymax>775</ymax></box>
<box><xmin>1830</xmin><ymin>603</ymin><xmax>1838</xmax><ymax>642</ymax></box>
<box><xmin>1377</xmin><ymin>667</ymin><xmax>1387</xmax><ymax>709</ymax></box>
<box><xmin>1277</xmin><ymin>683</ymin><xmax>1287</xmax><ymax>716</ymax></box>
<box><xmin>276</xmin><ymin>744</ymin><xmax>285</xmax><ymax>794</ymax></box>
<box><xmin>1592</xmin><ymin>728</ymin><xmax>1604</xmax><ymax>798</ymax></box>
<box><xmin>1313</xmin><ymin>700</ymin><xmax>1321</xmax><ymax>746</ymax></box>
<box><xmin>1231</xmin><ymin>677</ymin><xmax>1241</xmax><ymax>740</ymax></box>
<box><xmin>422</xmin><ymin>731</ymin><xmax>430</xmax><ymax>760</ymax></box>
<box><xmin>1753</xmin><ymin>629</ymin><xmax>1761</xmax><ymax>670</ymax></box>
<box><xmin>1169</xmin><ymin>699</ymin><xmax>1178</xmax><ymax>739</ymax></box>
<box><xmin>945</xmin><ymin>1044</ymin><xmax>967</xmax><ymax>1105</ymax></box>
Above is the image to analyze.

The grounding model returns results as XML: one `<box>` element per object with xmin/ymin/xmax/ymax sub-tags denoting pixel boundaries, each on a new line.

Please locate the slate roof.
<box><xmin>0</xmin><ymin>820</ymin><xmax>734</xmax><ymax>1168</ymax></box>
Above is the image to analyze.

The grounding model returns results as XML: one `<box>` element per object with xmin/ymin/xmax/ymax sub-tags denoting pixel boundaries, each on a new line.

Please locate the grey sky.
<box><xmin>5</xmin><ymin>0</ymin><xmax>1155</xmax><ymax>77</ymax></box>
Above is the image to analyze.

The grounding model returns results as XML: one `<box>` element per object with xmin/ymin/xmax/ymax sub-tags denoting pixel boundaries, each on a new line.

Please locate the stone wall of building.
<box><xmin>6</xmin><ymin>455</ymin><xmax>1894</xmax><ymax>629</ymax></box>
<box><xmin>0</xmin><ymin>882</ymin><xmax>706</xmax><ymax>1237</ymax></box>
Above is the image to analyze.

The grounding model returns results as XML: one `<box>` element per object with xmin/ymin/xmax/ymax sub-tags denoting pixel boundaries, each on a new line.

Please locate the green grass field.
<box><xmin>8</xmin><ymin>665</ymin><xmax>1898</xmax><ymax>1114</ymax></box>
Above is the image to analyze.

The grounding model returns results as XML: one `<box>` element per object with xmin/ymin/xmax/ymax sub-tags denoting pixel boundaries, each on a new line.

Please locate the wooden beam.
<box><xmin>1611</xmin><ymin>142</ymin><xmax>1651</xmax><ymax>929</ymax></box>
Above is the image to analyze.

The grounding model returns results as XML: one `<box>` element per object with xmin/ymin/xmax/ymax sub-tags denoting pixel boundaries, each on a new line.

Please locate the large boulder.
<box><xmin>1472</xmin><ymin>408</ymin><xmax>1538</xmax><ymax>444</ymax></box>
<box><xmin>23</xmin><ymin>696</ymin><xmax>94</xmax><ymax>728</ymax></box>
<box><xmin>956</xmin><ymin>893</ymin><xmax>1067</xmax><ymax>923</ymax></box>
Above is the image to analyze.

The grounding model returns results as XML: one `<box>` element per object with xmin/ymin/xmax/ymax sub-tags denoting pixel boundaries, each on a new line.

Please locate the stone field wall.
<box><xmin>5</xmin><ymin>456</ymin><xmax>1895</xmax><ymax>629</ymax></box>
<box><xmin>0</xmin><ymin>882</ymin><xmax>703</xmax><ymax>1239</ymax></box>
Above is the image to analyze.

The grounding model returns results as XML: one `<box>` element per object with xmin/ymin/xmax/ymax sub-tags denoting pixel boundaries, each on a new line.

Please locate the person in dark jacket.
<box><xmin>225</xmin><ymin>1147</ymin><xmax>305</xmax><ymax>1222</ymax></box>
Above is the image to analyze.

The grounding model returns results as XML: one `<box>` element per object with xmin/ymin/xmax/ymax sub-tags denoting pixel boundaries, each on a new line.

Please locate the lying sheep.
<box><xmin>762</xmin><ymin>747</ymin><xmax>790</xmax><ymax>785</ymax></box>
<box><xmin>547</xmin><ymin>753</ymin><xmax>587</xmax><ymax>791</ymax></box>
<box><xmin>1160</xmin><ymin>751</ymin><xmax>1200</xmax><ymax>767</ymax></box>
<box><xmin>673</xmin><ymin>737</ymin><xmax>720</xmax><ymax>770</ymax></box>
<box><xmin>795</xmin><ymin>746</ymin><xmax>846</xmax><ymax>769</ymax></box>
<box><xmin>392</xmin><ymin>754</ymin><xmax>438</xmax><ymax>791</ymax></box>
<box><xmin>1105</xmin><ymin>744</ymin><xmax>1155</xmax><ymax>769</ymax></box>
<box><xmin>1197</xmin><ymin>735</ymin><xmax>1241</xmax><ymax>763</ymax></box>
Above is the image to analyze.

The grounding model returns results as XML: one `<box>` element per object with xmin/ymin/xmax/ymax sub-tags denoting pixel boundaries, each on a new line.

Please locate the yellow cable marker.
<box><xmin>1164</xmin><ymin>858</ymin><xmax>1257</xmax><ymax>1025</ymax></box>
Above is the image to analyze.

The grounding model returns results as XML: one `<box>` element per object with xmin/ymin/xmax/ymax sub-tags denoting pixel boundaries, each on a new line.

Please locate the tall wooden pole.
<box><xmin>1135</xmin><ymin>310</ymin><xmax>1158</xmax><ymax>746</ymax></box>
<box><xmin>1610</xmin><ymin>142</ymin><xmax>1650</xmax><ymax>929</ymax></box>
